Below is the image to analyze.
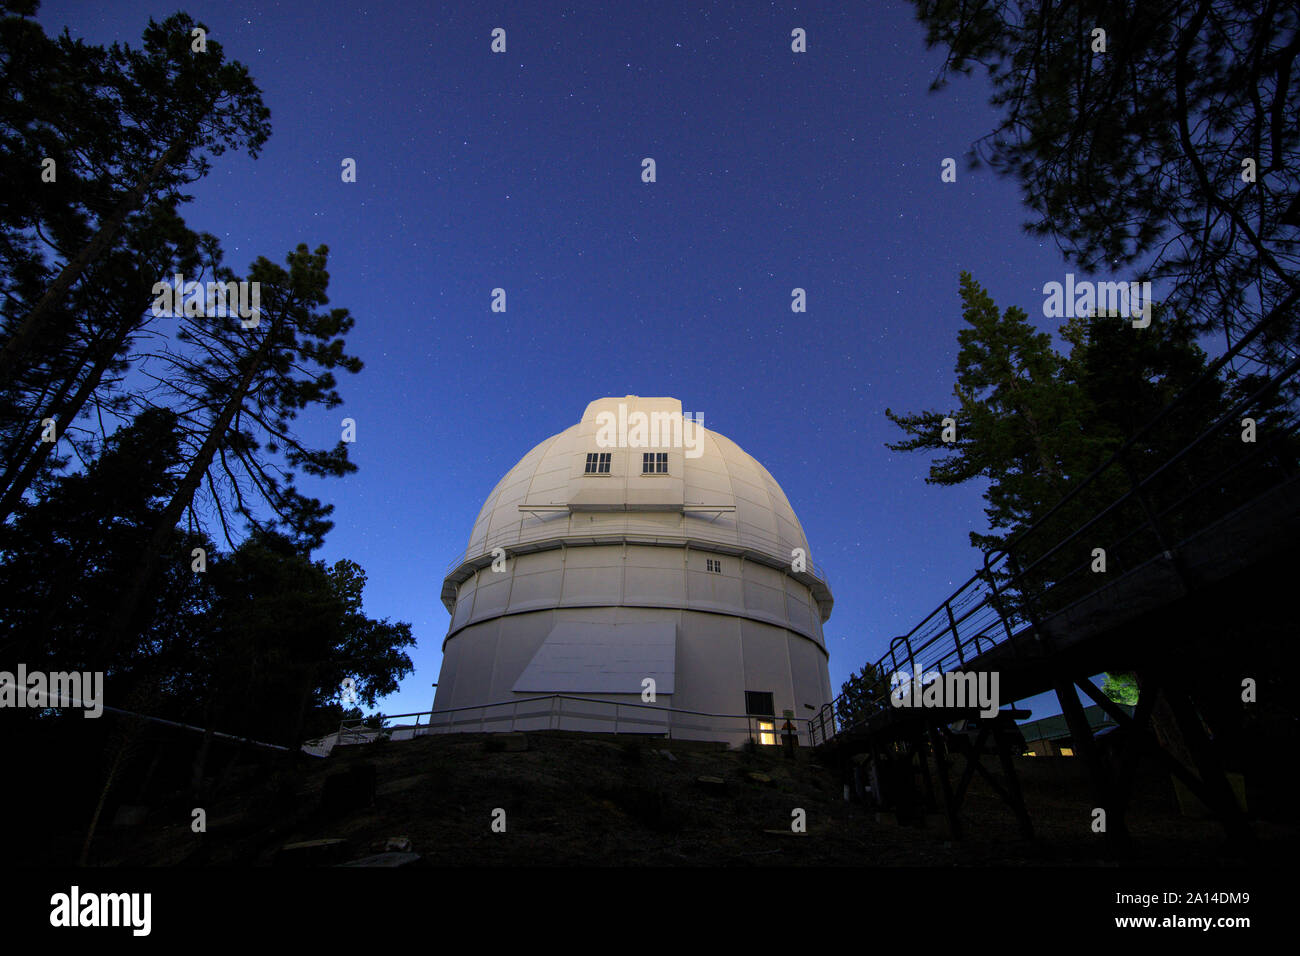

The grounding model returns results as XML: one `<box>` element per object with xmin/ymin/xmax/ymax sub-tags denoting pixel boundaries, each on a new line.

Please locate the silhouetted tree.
<box><xmin>909</xmin><ymin>0</ymin><xmax>1300</xmax><ymax>361</ymax></box>
<box><xmin>836</xmin><ymin>662</ymin><xmax>892</xmax><ymax>731</ymax></box>
<box><xmin>112</xmin><ymin>243</ymin><xmax>361</xmax><ymax>641</ymax></box>
<box><xmin>0</xmin><ymin>6</ymin><xmax>270</xmax><ymax>385</ymax></box>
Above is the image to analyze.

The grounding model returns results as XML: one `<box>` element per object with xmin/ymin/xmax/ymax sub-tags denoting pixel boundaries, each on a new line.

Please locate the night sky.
<box><xmin>39</xmin><ymin>1</ymin><xmax>1081</xmax><ymax>720</ymax></box>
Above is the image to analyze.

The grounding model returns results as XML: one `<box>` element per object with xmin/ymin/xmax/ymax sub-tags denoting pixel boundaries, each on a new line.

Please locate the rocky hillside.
<box><xmin>86</xmin><ymin>731</ymin><xmax>1294</xmax><ymax>867</ymax></box>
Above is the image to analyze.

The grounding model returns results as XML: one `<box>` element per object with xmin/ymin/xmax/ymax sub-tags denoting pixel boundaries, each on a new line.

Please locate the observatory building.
<box><xmin>431</xmin><ymin>396</ymin><xmax>834</xmax><ymax>746</ymax></box>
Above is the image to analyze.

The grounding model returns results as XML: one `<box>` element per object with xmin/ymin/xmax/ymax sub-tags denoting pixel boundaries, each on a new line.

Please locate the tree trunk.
<box><xmin>287</xmin><ymin>665</ymin><xmax>319</xmax><ymax>756</ymax></box>
<box><xmin>190</xmin><ymin>694</ymin><xmax>217</xmax><ymax>801</ymax></box>
<box><xmin>1006</xmin><ymin>372</ymin><xmax>1061</xmax><ymax>480</ymax></box>
<box><xmin>214</xmin><ymin>738</ymin><xmax>249</xmax><ymax>797</ymax></box>
<box><xmin>0</xmin><ymin>318</ymin><xmax>132</xmax><ymax>523</ymax></box>
<box><xmin>78</xmin><ymin>712</ymin><xmax>142</xmax><ymax>865</ymax></box>
<box><xmin>108</xmin><ymin>314</ymin><xmax>281</xmax><ymax>642</ymax></box>
<box><xmin>0</xmin><ymin>346</ymin><xmax>81</xmax><ymax>504</ymax></box>
<box><xmin>0</xmin><ymin>133</ymin><xmax>189</xmax><ymax>387</ymax></box>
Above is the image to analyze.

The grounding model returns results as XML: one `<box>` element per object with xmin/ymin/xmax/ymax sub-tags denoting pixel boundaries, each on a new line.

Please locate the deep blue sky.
<box><xmin>39</xmin><ymin>0</ymin><xmax>1091</xmax><ymax>721</ymax></box>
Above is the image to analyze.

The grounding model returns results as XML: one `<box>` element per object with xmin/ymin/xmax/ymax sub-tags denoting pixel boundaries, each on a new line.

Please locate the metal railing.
<box><xmin>810</xmin><ymin>304</ymin><xmax>1300</xmax><ymax>747</ymax></box>
<box><xmin>336</xmin><ymin>694</ymin><xmax>816</xmax><ymax>750</ymax></box>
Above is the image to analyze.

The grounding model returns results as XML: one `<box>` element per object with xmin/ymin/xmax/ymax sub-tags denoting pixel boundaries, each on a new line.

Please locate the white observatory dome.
<box><xmin>432</xmin><ymin>396</ymin><xmax>834</xmax><ymax>746</ymax></box>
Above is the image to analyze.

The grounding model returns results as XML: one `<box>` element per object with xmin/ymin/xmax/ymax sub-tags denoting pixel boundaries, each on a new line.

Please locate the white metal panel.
<box><xmin>788</xmin><ymin>635</ymin><xmax>829</xmax><ymax>717</ymax></box>
<box><xmin>623</xmin><ymin>544</ymin><xmax>688</xmax><ymax>606</ymax></box>
<box><xmin>512</xmin><ymin>620</ymin><xmax>676</xmax><ymax>694</ymax></box>
<box><xmin>673</xmin><ymin>610</ymin><xmax>743</xmax><ymax>714</ymax></box>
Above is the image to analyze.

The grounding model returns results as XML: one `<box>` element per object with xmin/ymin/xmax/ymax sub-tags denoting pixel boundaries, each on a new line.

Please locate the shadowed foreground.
<box><xmin>74</xmin><ymin>731</ymin><xmax>1297</xmax><ymax>867</ymax></box>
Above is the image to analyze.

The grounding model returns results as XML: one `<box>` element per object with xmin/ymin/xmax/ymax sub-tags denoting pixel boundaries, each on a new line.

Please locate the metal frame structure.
<box><xmin>811</xmin><ymin>303</ymin><xmax>1300</xmax><ymax>850</ymax></box>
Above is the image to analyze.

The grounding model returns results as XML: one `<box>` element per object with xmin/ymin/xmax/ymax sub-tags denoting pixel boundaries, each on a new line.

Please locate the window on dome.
<box><xmin>584</xmin><ymin>452</ymin><xmax>611</xmax><ymax>474</ymax></box>
<box><xmin>706</xmin><ymin>558</ymin><xmax>722</xmax><ymax>573</ymax></box>
<box><xmin>641</xmin><ymin>452</ymin><xmax>668</xmax><ymax>474</ymax></box>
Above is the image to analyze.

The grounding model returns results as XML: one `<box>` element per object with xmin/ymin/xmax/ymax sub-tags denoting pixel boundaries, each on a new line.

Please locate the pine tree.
<box><xmin>0</xmin><ymin>8</ymin><xmax>270</xmax><ymax>385</ymax></box>
<box><xmin>0</xmin><ymin>406</ymin><xmax>204</xmax><ymax>678</ymax></box>
<box><xmin>909</xmin><ymin>0</ymin><xmax>1300</xmax><ymax>360</ymax></box>
<box><xmin>885</xmin><ymin>271</ymin><xmax>1080</xmax><ymax>554</ymax></box>
<box><xmin>110</xmin><ymin>244</ymin><xmax>362</xmax><ymax>642</ymax></box>
<box><xmin>885</xmin><ymin>274</ymin><xmax>1298</xmax><ymax>614</ymax></box>
<box><xmin>0</xmin><ymin>201</ymin><xmax>210</xmax><ymax>523</ymax></box>
<box><xmin>836</xmin><ymin>662</ymin><xmax>891</xmax><ymax>730</ymax></box>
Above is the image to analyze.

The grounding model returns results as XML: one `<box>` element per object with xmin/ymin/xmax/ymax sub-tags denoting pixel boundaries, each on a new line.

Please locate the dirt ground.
<box><xmin>85</xmin><ymin>731</ymin><xmax>1297</xmax><ymax>867</ymax></box>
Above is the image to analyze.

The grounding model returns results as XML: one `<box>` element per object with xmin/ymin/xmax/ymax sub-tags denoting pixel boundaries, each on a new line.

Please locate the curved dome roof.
<box><xmin>444</xmin><ymin>397</ymin><xmax>832</xmax><ymax>616</ymax></box>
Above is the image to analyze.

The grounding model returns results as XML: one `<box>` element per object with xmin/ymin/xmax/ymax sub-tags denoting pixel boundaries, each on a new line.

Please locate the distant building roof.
<box><xmin>1018</xmin><ymin>703</ymin><xmax>1134</xmax><ymax>743</ymax></box>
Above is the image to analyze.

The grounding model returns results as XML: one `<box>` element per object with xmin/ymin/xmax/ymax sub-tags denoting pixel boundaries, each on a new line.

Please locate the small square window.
<box><xmin>584</xmin><ymin>452</ymin><xmax>611</xmax><ymax>474</ymax></box>
<box><xmin>642</xmin><ymin>452</ymin><xmax>668</xmax><ymax>474</ymax></box>
<box><xmin>706</xmin><ymin>558</ymin><xmax>722</xmax><ymax>574</ymax></box>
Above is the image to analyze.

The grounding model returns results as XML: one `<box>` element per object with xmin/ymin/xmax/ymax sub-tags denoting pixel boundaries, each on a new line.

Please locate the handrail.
<box><xmin>810</xmin><ymin>301</ymin><xmax>1300</xmax><ymax>748</ymax></box>
<box><xmin>337</xmin><ymin>693</ymin><xmax>818</xmax><ymax>747</ymax></box>
<box><xmin>990</xmin><ymin>348</ymin><xmax>1300</xmax><ymax>586</ymax></box>
<box><xmin>986</xmin><ymin>295</ymin><xmax>1299</xmax><ymax>574</ymax></box>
